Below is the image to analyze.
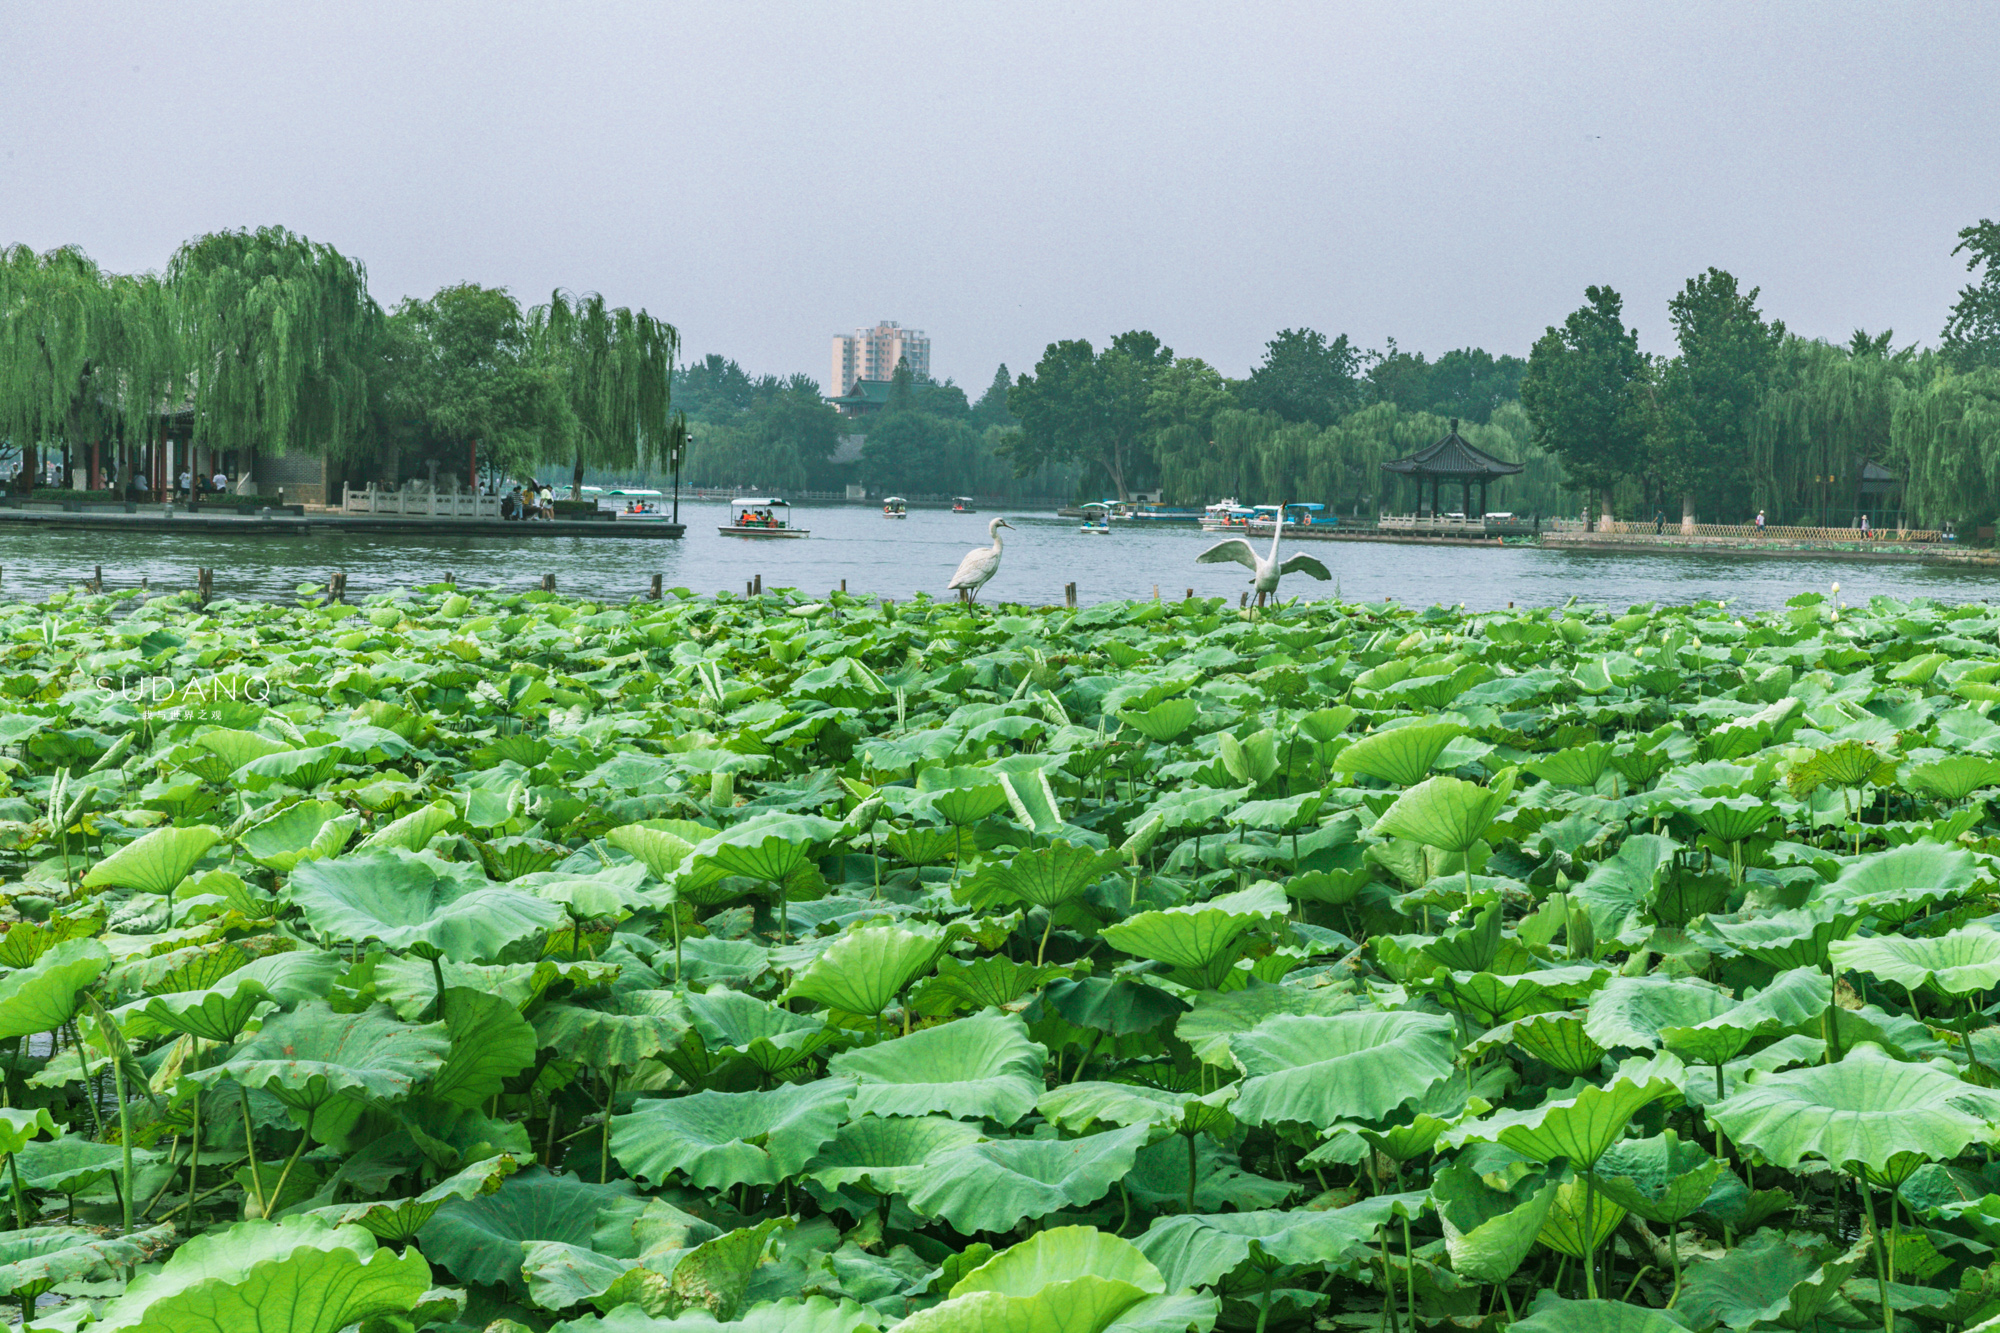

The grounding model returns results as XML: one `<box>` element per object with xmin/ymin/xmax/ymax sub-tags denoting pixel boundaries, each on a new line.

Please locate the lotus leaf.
<box><xmin>1136</xmin><ymin>1195</ymin><xmax>1422</xmax><ymax>1290</ymax></box>
<box><xmin>1101</xmin><ymin>881</ymin><xmax>1289</xmax><ymax>982</ymax></box>
<box><xmin>805</xmin><ymin>1115</ymin><xmax>988</xmax><ymax>1195</ymax></box>
<box><xmin>1230</xmin><ymin>1010</ymin><xmax>1457</xmax><ymax>1127</ymax></box>
<box><xmin>613</xmin><ymin>1078</ymin><xmax>854</xmax><ymax>1188</ymax></box>
<box><xmin>1334</xmin><ymin>723</ymin><xmax>1462</xmax><ymax>787</ymax></box>
<box><xmin>83</xmin><ymin>824</ymin><xmax>222</xmax><ymax>895</ymax></box>
<box><xmin>238</xmin><ymin>800</ymin><xmax>355</xmax><ymax>870</ymax></box>
<box><xmin>1676</xmin><ymin>1229</ymin><xmax>1868</xmax><ymax>1333</ymax></box>
<box><xmin>0</xmin><ymin>937</ymin><xmax>108</xmax><ymax>1041</ymax></box>
<box><xmin>289</xmin><ymin>1150</ymin><xmax>517</xmax><ymax>1235</ymax></box>
<box><xmin>827</xmin><ymin>1009</ymin><xmax>1047</xmax><ymax>1124</ymax></box>
<box><xmin>1371</xmin><ymin>771</ymin><xmax>1516</xmax><ymax>852</ymax></box>
<box><xmin>417</xmin><ymin>1168</ymin><xmax>633</xmax><ymax>1290</ymax></box>
<box><xmin>285</xmin><ymin>848</ymin><xmax>564</xmax><ymax>960</ymax></box>
<box><xmin>1431</xmin><ymin>1163</ymin><xmax>1559</xmax><ymax>1283</ymax></box>
<box><xmin>192</xmin><ymin>999</ymin><xmax>449</xmax><ymax>1114</ymax></box>
<box><xmin>905</xmin><ymin>1125</ymin><xmax>1152</xmax><ymax>1234</ymax></box>
<box><xmin>95</xmin><ymin>1216</ymin><xmax>428</xmax><ymax>1333</ymax></box>
<box><xmin>785</xmin><ymin>923</ymin><xmax>952</xmax><ymax>1019</ymax></box>
<box><xmin>1708</xmin><ymin>1043</ymin><xmax>2000</xmax><ymax>1175</ymax></box>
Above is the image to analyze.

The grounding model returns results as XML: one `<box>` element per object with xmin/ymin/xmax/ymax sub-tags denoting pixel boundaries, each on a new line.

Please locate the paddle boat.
<box><xmin>604</xmin><ymin>488</ymin><xmax>673</xmax><ymax>521</ymax></box>
<box><xmin>882</xmin><ymin>496</ymin><xmax>908</xmax><ymax>519</ymax></box>
<box><xmin>1080</xmin><ymin>501</ymin><xmax>1113</xmax><ymax>534</ymax></box>
<box><xmin>720</xmin><ymin>497</ymin><xmax>808</xmax><ymax>538</ymax></box>
<box><xmin>952</xmin><ymin>496</ymin><xmax>978</xmax><ymax>513</ymax></box>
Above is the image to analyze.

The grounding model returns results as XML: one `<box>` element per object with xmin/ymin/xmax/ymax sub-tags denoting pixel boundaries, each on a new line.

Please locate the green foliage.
<box><xmin>19</xmin><ymin>581</ymin><xmax>2000</xmax><ymax>1330</ymax></box>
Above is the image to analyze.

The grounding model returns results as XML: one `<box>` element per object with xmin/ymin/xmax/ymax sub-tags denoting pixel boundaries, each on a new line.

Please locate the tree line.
<box><xmin>1002</xmin><ymin>221</ymin><xmax>2000</xmax><ymax>528</ymax></box>
<box><xmin>1518</xmin><ymin>223</ymin><xmax>2000</xmax><ymax>529</ymax></box>
<box><xmin>0</xmin><ymin>227</ymin><xmax>674</xmax><ymax>496</ymax></box>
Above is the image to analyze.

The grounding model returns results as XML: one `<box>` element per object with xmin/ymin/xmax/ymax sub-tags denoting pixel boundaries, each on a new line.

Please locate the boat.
<box><xmin>1199</xmin><ymin>502</ymin><xmax>1257</xmax><ymax>531</ymax></box>
<box><xmin>882</xmin><ymin>496</ymin><xmax>908</xmax><ymax>519</ymax></box>
<box><xmin>952</xmin><ymin>496</ymin><xmax>977</xmax><ymax>513</ymax></box>
<box><xmin>719</xmin><ymin>497</ymin><xmax>808</xmax><ymax>538</ymax></box>
<box><xmin>1079</xmin><ymin>501</ymin><xmax>1113</xmax><ymax>534</ymax></box>
<box><xmin>604</xmin><ymin>487</ymin><xmax>673</xmax><ymax>521</ymax></box>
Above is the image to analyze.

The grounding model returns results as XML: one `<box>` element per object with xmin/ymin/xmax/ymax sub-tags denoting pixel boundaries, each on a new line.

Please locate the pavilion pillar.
<box><xmin>1462</xmin><ymin>478</ymin><xmax>1471</xmax><ymax>518</ymax></box>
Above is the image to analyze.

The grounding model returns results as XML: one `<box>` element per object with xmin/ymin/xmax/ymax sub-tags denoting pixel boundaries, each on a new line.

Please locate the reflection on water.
<box><xmin>0</xmin><ymin>499</ymin><xmax>1993</xmax><ymax>611</ymax></box>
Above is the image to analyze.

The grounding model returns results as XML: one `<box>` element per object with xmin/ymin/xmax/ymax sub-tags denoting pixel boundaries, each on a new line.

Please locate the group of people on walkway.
<box><xmin>502</xmin><ymin>480</ymin><xmax>556</xmax><ymax>521</ymax></box>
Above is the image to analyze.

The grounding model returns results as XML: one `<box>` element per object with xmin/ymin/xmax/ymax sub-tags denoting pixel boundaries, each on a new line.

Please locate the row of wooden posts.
<box><xmin>68</xmin><ymin>567</ymin><xmax>1226</xmax><ymax>609</ymax></box>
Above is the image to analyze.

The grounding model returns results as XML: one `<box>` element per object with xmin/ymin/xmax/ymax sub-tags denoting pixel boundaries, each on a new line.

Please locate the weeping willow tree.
<box><xmin>0</xmin><ymin>244</ymin><xmax>178</xmax><ymax>486</ymax></box>
<box><xmin>1746</xmin><ymin>336</ymin><xmax>1919</xmax><ymax>525</ymax></box>
<box><xmin>530</xmin><ymin>291</ymin><xmax>677</xmax><ymax>497</ymax></box>
<box><xmin>167</xmin><ymin>227</ymin><xmax>379</xmax><ymax>467</ymax></box>
<box><xmin>1158</xmin><ymin>401</ymin><xmax>1569</xmax><ymax>516</ymax></box>
<box><xmin>1891</xmin><ymin>367</ymin><xmax>2000</xmax><ymax>526</ymax></box>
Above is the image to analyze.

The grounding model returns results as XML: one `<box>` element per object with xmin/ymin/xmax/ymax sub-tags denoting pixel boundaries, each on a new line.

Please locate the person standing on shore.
<box><xmin>1755</xmin><ymin>509</ymin><xmax>1766</xmax><ymax>536</ymax></box>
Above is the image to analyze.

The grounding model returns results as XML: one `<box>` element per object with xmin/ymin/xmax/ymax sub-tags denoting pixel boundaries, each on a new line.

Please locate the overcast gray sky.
<box><xmin>4</xmin><ymin>2</ymin><xmax>1995</xmax><ymax>388</ymax></box>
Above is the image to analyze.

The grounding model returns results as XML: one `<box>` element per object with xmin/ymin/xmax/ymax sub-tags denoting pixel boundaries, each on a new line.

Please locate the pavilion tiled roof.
<box><xmin>1381</xmin><ymin>419</ymin><xmax>1523</xmax><ymax>478</ymax></box>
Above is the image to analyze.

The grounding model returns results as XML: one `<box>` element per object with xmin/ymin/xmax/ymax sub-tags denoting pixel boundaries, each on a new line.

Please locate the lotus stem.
<box><xmin>1857</xmin><ymin>1174</ymin><xmax>1890</xmax><ymax>1333</ymax></box>
<box><xmin>601</xmin><ymin>1067</ymin><xmax>617</xmax><ymax>1182</ymax></box>
<box><xmin>6</xmin><ymin>1151</ymin><xmax>25</xmax><ymax>1229</ymax></box>
<box><xmin>185</xmin><ymin>1037</ymin><xmax>201</xmax><ymax>1226</ymax></box>
<box><xmin>267</xmin><ymin>1106</ymin><xmax>316</xmax><ymax>1214</ymax></box>
<box><xmin>1036</xmin><ymin>913</ymin><xmax>1054</xmax><ymax>968</ymax></box>
<box><xmin>1581</xmin><ymin>1172</ymin><xmax>1599</xmax><ymax>1300</ymax></box>
<box><xmin>96</xmin><ymin>1007</ymin><xmax>134</xmax><ymax>1237</ymax></box>
<box><xmin>431</xmin><ymin>954</ymin><xmax>449</xmax><ymax>1023</ymax></box>
<box><xmin>1186</xmin><ymin>1133</ymin><xmax>1198</xmax><ymax>1214</ymax></box>
<box><xmin>240</xmin><ymin>1086</ymin><xmax>266</xmax><ymax>1216</ymax></box>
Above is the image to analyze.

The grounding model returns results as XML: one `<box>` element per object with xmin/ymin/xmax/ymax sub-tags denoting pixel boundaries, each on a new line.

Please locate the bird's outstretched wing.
<box><xmin>1197</xmin><ymin>539</ymin><xmax>1259</xmax><ymax>570</ymax></box>
<box><xmin>1279</xmin><ymin>553</ymin><xmax>1332</xmax><ymax>581</ymax></box>
<box><xmin>948</xmin><ymin>548</ymin><xmax>996</xmax><ymax>589</ymax></box>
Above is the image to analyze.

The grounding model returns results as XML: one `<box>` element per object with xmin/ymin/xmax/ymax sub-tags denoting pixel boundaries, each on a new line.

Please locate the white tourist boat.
<box><xmin>720</xmin><ymin>497</ymin><xmax>808</xmax><ymax>538</ymax></box>
<box><xmin>604</xmin><ymin>488</ymin><xmax>673</xmax><ymax>521</ymax></box>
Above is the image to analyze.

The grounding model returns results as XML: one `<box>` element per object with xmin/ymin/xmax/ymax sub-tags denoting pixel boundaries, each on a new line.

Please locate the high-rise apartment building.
<box><xmin>829</xmin><ymin>321</ymin><xmax>930</xmax><ymax>397</ymax></box>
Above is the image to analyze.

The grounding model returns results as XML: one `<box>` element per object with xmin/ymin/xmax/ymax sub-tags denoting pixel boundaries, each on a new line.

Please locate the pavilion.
<box><xmin>1381</xmin><ymin>418</ymin><xmax>1523</xmax><ymax>518</ymax></box>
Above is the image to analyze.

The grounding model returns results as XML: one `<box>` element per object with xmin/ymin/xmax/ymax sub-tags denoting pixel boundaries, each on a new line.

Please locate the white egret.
<box><xmin>949</xmin><ymin>517</ymin><xmax>1015</xmax><ymax>602</ymax></box>
<box><xmin>1197</xmin><ymin>511</ymin><xmax>1331</xmax><ymax>607</ymax></box>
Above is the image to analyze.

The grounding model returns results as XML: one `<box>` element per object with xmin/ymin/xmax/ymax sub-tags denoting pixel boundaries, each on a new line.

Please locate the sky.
<box><xmin>4</xmin><ymin>2</ymin><xmax>1996</xmax><ymax>388</ymax></box>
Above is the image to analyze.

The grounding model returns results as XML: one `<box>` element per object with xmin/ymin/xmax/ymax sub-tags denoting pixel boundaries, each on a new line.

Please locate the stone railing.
<box><xmin>1591</xmin><ymin>520</ymin><xmax>1943</xmax><ymax>543</ymax></box>
<box><xmin>342</xmin><ymin>483</ymin><xmax>502</xmax><ymax>518</ymax></box>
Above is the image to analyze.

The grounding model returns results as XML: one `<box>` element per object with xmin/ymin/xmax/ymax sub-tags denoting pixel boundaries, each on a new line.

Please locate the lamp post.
<box><xmin>669</xmin><ymin>412</ymin><xmax>690</xmax><ymax>525</ymax></box>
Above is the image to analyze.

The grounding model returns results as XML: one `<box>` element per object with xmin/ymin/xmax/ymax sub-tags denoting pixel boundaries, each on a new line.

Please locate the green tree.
<box><xmin>1943</xmin><ymin>220</ymin><xmax>2000</xmax><ymax>371</ymax></box>
<box><xmin>530</xmin><ymin>290</ymin><xmax>677</xmax><ymax>497</ymax></box>
<box><xmin>168</xmin><ymin>227</ymin><xmax>380</xmax><ymax>468</ymax></box>
<box><xmin>377</xmin><ymin>284</ymin><xmax>547</xmax><ymax>484</ymax></box>
<box><xmin>1521</xmin><ymin>286</ymin><xmax>1649</xmax><ymax>523</ymax></box>
<box><xmin>1239</xmin><ymin>328</ymin><xmax>1363</xmax><ymax>426</ymax></box>
<box><xmin>970</xmin><ymin>365</ymin><xmax>1015</xmax><ymax>429</ymax></box>
<box><xmin>1651</xmin><ymin>269</ymin><xmax>1784</xmax><ymax>526</ymax></box>
<box><xmin>1004</xmin><ymin>332</ymin><xmax>1170</xmax><ymax>500</ymax></box>
<box><xmin>0</xmin><ymin>244</ymin><xmax>175</xmax><ymax>489</ymax></box>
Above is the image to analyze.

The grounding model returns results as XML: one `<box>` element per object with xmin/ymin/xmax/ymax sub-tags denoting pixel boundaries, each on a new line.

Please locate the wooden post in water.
<box><xmin>329</xmin><ymin>571</ymin><xmax>345</xmax><ymax>603</ymax></box>
<box><xmin>1065</xmin><ymin>582</ymin><xmax>1076</xmax><ymax>609</ymax></box>
<box><xmin>541</xmin><ymin>574</ymin><xmax>555</xmax><ymax>593</ymax></box>
<box><xmin>649</xmin><ymin>574</ymin><xmax>663</xmax><ymax>601</ymax></box>
<box><xmin>745</xmin><ymin>580</ymin><xmax>754</xmax><ymax>597</ymax></box>
<box><xmin>196</xmin><ymin>567</ymin><xmax>213</xmax><ymax>607</ymax></box>
<box><xmin>93</xmin><ymin>565</ymin><xmax>102</xmax><ymax>594</ymax></box>
<box><xmin>444</xmin><ymin>572</ymin><xmax>456</xmax><ymax>586</ymax></box>
<box><xmin>754</xmin><ymin>574</ymin><xmax>763</xmax><ymax>595</ymax></box>
<box><xmin>840</xmin><ymin>579</ymin><xmax>846</xmax><ymax>593</ymax></box>
<box><xmin>1185</xmin><ymin>588</ymin><xmax>1194</xmax><ymax>599</ymax></box>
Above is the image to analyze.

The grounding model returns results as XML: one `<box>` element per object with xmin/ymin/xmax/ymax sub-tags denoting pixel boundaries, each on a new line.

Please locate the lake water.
<box><xmin>0</xmin><ymin>498</ymin><xmax>1993</xmax><ymax>611</ymax></box>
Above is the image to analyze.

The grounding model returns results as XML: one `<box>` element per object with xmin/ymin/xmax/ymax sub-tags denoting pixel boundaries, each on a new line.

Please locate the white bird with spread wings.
<box><xmin>1196</xmin><ymin>509</ymin><xmax>1331</xmax><ymax>606</ymax></box>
